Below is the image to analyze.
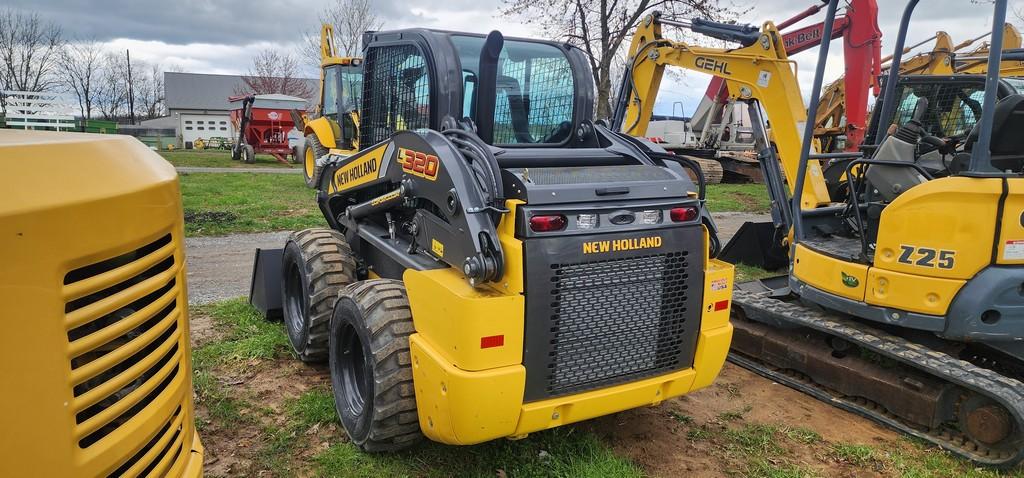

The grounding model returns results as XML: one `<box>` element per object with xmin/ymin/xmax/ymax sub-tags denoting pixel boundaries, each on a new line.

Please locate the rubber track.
<box><xmin>731</xmin><ymin>289</ymin><xmax>1024</xmax><ymax>468</ymax></box>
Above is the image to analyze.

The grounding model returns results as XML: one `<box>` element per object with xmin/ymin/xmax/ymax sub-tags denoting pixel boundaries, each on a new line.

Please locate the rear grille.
<box><xmin>522</xmin><ymin>226</ymin><xmax>704</xmax><ymax>401</ymax></box>
<box><xmin>546</xmin><ymin>253</ymin><xmax>692</xmax><ymax>395</ymax></box>
<box><xmin>62</xmin><ymin>232</ymin><xmax>190</xmax><ymax>473</ymax></box>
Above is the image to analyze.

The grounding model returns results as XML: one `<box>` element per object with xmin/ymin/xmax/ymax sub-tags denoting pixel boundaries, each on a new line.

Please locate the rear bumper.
<box><xmin>180</xmin><ymin>431</ymin><xmax>204</xmax><ymax>478</ymax></box>
<box><xmin>409</xmin><ymin>323</ymin><xmax>732</xmax><ymax>446</ymax></box>
<box><xmin>945</xmin><ymin>266</ymin><xmax>1024</xmax><ymax>341</ymax></box>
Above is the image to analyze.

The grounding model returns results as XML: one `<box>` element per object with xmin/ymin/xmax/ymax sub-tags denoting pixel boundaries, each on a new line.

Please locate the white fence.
<box><xmin>2</xmin><ymin>90</ymin><xmax>76</xmax><ymax>131</ymax></box>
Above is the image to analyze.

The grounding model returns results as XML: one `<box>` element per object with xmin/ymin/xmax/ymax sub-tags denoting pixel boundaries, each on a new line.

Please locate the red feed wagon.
<box><xmin>229</xmin><ymin>94</ymin><xmax>307</xmax><ymax>164</ymax></box>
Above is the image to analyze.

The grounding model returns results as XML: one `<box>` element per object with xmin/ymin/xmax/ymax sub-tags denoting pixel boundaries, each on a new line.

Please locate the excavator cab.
<box><xmin>733</xmin><ymin>0</ymin><xmax>1024</xmax><ymax>467</ymax></box>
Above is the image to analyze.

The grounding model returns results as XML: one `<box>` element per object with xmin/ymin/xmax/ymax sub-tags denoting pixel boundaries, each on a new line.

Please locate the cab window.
<box><xmin>322</xmin><ymin>66</ymin><xmax>340</xmax><ymax>118</ymax></box>
<box><xmin>451</xmin><ymin>35</ymin><xmax>576</xmax><ymax>145</ymax></box>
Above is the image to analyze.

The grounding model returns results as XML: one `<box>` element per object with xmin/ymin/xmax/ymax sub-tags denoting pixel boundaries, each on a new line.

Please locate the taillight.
<box><xmin>670</xmin><ymin>206</ymin><xmax>699</xmax><ymax>222</ymax></box>
<box><xmin>529</xmin><ymin>214</ymin><xmax>567</xmax><ymax>232</ymax></box>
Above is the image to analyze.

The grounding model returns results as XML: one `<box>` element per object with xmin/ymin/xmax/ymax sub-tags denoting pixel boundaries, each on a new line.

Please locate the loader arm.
<box><xmin>617</xmin><ymin>16</ymin><xmax>831</xmax><ymax>209</ymax></box>
<box><xmin>321</xmin><ymin>24</ymin><xmax>337</xmax><ymax>61</ymax></box>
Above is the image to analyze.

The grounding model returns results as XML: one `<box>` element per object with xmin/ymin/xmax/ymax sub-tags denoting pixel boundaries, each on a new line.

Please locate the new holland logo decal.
<box><xmin>583</xmin><ymin>236</ymin><xmax>663</xmax><ymax>254</ymax></box>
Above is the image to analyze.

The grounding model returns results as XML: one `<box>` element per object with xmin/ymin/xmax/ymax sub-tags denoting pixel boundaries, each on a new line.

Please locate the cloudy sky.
<box><xmin>12</xmin><ymin>0</ymin><xmax>1024</xmax><ymax>114</ymax></box>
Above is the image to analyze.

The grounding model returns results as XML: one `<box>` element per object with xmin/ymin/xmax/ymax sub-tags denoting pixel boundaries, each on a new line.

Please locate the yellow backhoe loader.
<box><xmin>301</xmin><ymin>24</ymin><xmax>363</xmax><ymax>187</ymax></box>
<box><xmin>0</xmin><ymin>131</ymin><xmax>203</xmax><ymax>476</ymax></box>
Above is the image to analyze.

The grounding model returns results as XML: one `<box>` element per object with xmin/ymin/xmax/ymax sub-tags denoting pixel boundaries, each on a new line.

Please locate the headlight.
<box><xmin>638</xmin><ymin>210</ymin><xmax>662</xmax><ymax>224</ymax></box>
<box><xmin>577</xmin><ymin>213</ymin><xmax>599</xmax><ymax>229</ymax></box>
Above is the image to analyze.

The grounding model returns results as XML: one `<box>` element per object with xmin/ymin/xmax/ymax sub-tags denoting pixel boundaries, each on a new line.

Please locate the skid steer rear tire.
<box><xmin>304</xmin><ymin>134</ymin><xmax>329</xmax><ymax>188</ymax></box>
<box><xmin>281</xmin><ymin>228</ymin><xmax>357</xmax><ymax>362</ymax></box>
<box><xmin>330</xmin><ymin>279</ymin><xmax>422</xmax><ymax>452</ymax></box>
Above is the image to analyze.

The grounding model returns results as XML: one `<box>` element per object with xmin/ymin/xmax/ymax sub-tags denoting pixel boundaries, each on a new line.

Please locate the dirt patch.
<box><xmin>188</xmin><ymin>310</ymin><xmax>223</xmax><ymax>348</ymax></box>
<box><xmin>189</xmin><ymin>312</ymin><xmax>334</xmax><ymax>476</ymax></box>
<box><xmin>184</xmin><ymin>210</ymin><xmax>240</xmax><ymax>226</ymax></box>
<box><xmin>587</xmin><ymin>363</ymin><xmax>898</xmax><ymax>478</ymax></box>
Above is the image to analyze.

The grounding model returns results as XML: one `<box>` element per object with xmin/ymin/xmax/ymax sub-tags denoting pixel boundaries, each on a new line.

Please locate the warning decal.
<box><xmin>1005</xmin><ymin>240</ymin><xmax>1024</xmax><ymax>260</ymax></box>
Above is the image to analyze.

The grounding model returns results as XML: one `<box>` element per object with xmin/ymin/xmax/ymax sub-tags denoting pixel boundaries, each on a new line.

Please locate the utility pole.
<box><xmin>126</xmin><ymin>49</ymin><xmax>135</xmax><ymax>124</ymax></box>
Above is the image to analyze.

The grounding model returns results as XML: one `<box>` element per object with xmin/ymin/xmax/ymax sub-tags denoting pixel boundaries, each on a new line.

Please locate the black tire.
<box><xmin>231</xmin><ymin>145</ymin><xmax>241</xmax><ymax>161</ymax></box>
<box><xmin>280</xmin><ymin>228</ymin><xmax>357</xmax><ymax>362</ymax></box>
<box><xmin>304</xmin><ymin>133</ymin><xmax>329</xmax><ymax>188</ymax></box>
<box><xmin>330</xmin><ymin>280</ymin><xmax>422</xmax><ymax>452</ymax></box>
<box><xmin>242</xmin><ymin>144</ymin><xmax>256</xmax><ymax>164</ymax></box>
<box><xmin>290</xmin><ymin>145</ymin><xmax>302</xmax><ymax>164</ymax></box>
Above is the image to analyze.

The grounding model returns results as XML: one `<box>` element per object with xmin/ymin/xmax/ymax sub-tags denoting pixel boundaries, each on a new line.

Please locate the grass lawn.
<box><xmin>178</xmin><ymin>173</ymin><xmax>772</xmax><ymax>237</ymax></box>
<box><xmin>161</xmin><ymin>149</ymin><xmax>296</xmax><ymax>169</ymax></box>
<box><xmin>192</xmin><ymin>299</ymin><xmax>1024</xmax><ymax>477</ymax></box>
<box><xmin>179</xmin><ymin>173</ymin><xmax>322</xmax><ymax>236</ymax></box>
<box><xmin>705</xmin><ymin>184</ymin><xmax>771</xmax><ymax>214</ymax></box>
<box><xmin>192</xmin><ymin>299</ymin><xmax>644</xmax><ymax>478</ymax></box>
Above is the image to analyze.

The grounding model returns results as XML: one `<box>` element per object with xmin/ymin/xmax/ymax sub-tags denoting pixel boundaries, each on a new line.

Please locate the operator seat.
<box><xmin>958</xmin><ymin>94</ymin><xmax>1024</xmax><ymax>173</ymax></box>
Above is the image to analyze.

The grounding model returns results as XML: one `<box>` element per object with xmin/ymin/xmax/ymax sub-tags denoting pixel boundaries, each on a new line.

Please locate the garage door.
<box><xmin>180</xmin><ymin>114</ymin><xmax>234</xmax><ymax>146</ymax></box>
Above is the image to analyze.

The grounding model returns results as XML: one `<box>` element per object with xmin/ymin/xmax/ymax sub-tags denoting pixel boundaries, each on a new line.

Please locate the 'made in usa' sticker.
<box><xmin>711</xmin><ymin>278</ymin><xmax>729</xmax><ymax>291</ymax></box>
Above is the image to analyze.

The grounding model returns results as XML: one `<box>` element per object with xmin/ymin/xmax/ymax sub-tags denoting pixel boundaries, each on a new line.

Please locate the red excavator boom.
<box><xmin>695</xmin><ymin>0</ymin><xmax>881</xmax><ymax>151</ymax></box>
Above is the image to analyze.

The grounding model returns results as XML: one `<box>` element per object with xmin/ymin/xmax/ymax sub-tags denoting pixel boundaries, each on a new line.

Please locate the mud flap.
<box><xmin>249</xmin><ymin>248</ymin><xmax>284</xmax><ymax>319</ymax></box>
<box><xmin>719</xmin><ymin>221</ymin><xmax>788</xmax><ymax>270</ymax></box>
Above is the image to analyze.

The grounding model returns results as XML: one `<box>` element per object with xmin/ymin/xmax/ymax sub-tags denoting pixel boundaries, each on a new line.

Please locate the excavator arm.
<box><xmin>616</xmin><ymin>13</ymin><xmax>831</xmax><ymax>209</ymax></box>
<box><xmin>956</xmin><ymin>23</ymin><xmax>1024</xmax><ymax>74</ymax></box>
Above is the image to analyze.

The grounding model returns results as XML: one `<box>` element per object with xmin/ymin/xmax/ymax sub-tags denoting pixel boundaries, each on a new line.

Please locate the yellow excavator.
<box><xmin>0</xmin><ymin>131</ymin><xmax>203</xmax><ymax>476</ymax></box>
<box><xmin>815</xmin><ymin>28</ymin><xmax>999</xmax><ymax>153</ymax></box>
<box><xmin>614</xmin><ymin>0</ymin><xmax>1024</xmax><ymax>467</ymax></box>
<box><xmin>300</xmin><ymin>24</ymin><xmax>363</xmax><ymax>187</ymax></box>
<box><xmin>957</xmin><ymin>23</ymin><xmax>1024</xmax><ymax>75</ymax></box>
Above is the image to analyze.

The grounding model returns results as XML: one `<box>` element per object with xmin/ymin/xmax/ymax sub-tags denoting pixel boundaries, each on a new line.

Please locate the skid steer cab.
<box><xmin>250</xmin><ymin>27</ymin><xmax>734</xmax><ymax>451</ymax></box>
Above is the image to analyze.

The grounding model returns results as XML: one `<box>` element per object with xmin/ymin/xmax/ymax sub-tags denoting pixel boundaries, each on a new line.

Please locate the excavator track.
<box><xmin>730</xmin><ymin>289</ymin><xmax>1024</xmax><ymax>468</ymax></box>
<box><xmin>678</xmin><ymin>155</ymin><xmax>725</xmax><ymax>184</ymax></box>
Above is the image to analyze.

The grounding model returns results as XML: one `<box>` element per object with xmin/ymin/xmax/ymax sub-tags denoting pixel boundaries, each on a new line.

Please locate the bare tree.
<box><xmin>501</xmin><ymin>0</ymin><xmax>739</xmax><ymax>118</ymax></box>
<box><xmin>0</xmin><ymin>9</ymin><xmax>63</xmax><ymax>93</ymax></box>
<box><xmin>301</xmin><ymin>0</ymin><xmax>384</xmax><ymax>70</ymax></box>
<box><xmin>60</xmin><ymin>39</ymin><xmax>103</xmax><ymax>119</ymax></box>
<box><xmin>95</xmin><ymin>52</ymin><xmax>127</xmax><ymax>120</ymax></box>
<box><xmin>134</xmin><ymin>63</ymin><xmax>165</xmax><ymax>120</ymax></box>
<box><xmin>236</xmin><ymin>49</ymin><xmax>314</xmax><ymax>99</ymax></box>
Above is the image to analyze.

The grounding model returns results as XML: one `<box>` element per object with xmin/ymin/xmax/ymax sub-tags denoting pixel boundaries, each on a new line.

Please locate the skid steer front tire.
<box><xmin>304</xmin><ymin>134</ymin><xmax>329</xmax><ymax>188</ymax></box>
<box><xmin>280</xmin><ymin>228</ymin><xmax>356</xmax><ymax>362</ymax></box>
<box><xmin>330</xmin><ymin>279</ymin><xmax>422</xmax><ymax>452</ymax></box>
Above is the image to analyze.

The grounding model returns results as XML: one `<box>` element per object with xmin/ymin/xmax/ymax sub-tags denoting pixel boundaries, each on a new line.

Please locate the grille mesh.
<box><xmin>883</xmin><ymin>82</ymin><xmax>986</xmax><ymax>139</ymax></box>
<box><xmin>494</xmin><ymin>56</ymin><xmax>574</xmax><ymax>144</ymax></box>
<box><xmin>360</xmin><ymin>44</ymin><xmax>431</xmax><ymax>147</ymax></box>
<box><xmin>545</xmin><ymin>252</ymin><xmax>691</xmax><ymax>396</ymax></box>
<box><xmin>62</xmin><ymin>232</ymin><xmax>188</xmax><ymax>473</ymax></box>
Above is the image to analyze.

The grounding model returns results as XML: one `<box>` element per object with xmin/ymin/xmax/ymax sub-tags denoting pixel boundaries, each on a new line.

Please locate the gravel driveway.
<box><xmin>184</xmin><ymin>213</ymin><xmax>771</xmax><ymax>304</ymax></box>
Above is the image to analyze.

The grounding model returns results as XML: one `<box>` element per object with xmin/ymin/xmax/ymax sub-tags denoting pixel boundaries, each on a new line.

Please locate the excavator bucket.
<box><xmin>719</xmin><ymin>221</ymin><xmax>789</xmax><ymax>270</ymax></box>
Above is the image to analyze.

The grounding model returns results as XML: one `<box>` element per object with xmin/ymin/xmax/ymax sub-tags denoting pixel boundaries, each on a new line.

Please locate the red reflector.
<box><xmin>529</xmin><ymin>214</ymin><xmax>567</xmax><ymax>232</ymax></box>
<box><xmin>480</xmin><ymin>335</ymin><xmax>505</xmax><ymax>349</ymax></box>
<box><xmin>714</xmin><ymin>299</ymin><xmax>730</xmax><ymax>311</ymax></box>
<box><xmin>670</xmin><ymin>206</ymin><xmax>699</xmax><ymax>222</ymax></box>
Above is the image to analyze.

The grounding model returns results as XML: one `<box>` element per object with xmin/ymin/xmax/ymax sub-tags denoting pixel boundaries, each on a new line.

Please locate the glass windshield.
<box><xmin>322</xmin><ymin>66</ymin><xmax>339</xmax><ymax>118</ymax></box>
<box><xmin>1003</xmin><ymin>77</ymin><xmax>1024</xmax><ymax>94</ymax></box>
<box><xmin>889</xmin><ymin>82</ymin><xmax>986</xmax><ymax>139</ymax></box>
<box><xmin>339</xmin><ymin>65</ymin><xmax>362</xmax><ymax>113</ymax></box>
<box><xmin>323</xmin><ymin>64</ymin><xmax>363</xmax><ymax>118</ymax></box>
<box><xmin>451</xmin><ymin>35</ymin><xmax>576</xmax><ymax>145</ymax></box>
